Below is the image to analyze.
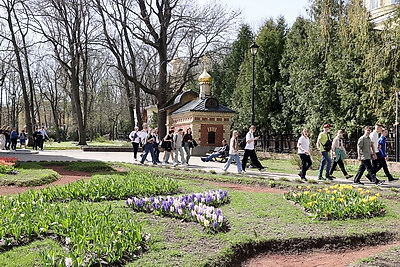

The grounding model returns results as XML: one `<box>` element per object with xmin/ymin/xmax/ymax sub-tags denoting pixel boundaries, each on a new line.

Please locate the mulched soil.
<box><xmin>242</xmin><ymin>241</ymin><xmax>400</xmax><ymax>267</ymax></box>
<box><xmin>0</xmin><ymin>166</ymin><xmax>398</xmax><ymax>266</ymax></box>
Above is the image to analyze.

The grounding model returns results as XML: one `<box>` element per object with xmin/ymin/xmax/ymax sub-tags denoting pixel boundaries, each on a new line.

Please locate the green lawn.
<box><xmin>30</xmin><ymin>140</ymin><xmax>132</xmax><ymax>150</ymax></box>
<box><xmin>0</xmin><ymin>162</ymin><xmax>399</xmax><ymax>266</ymax></box>
<box><xmin>0</xmin><ymin>162</ymin><xmax>60</xmax><ymax>186</ymax></box>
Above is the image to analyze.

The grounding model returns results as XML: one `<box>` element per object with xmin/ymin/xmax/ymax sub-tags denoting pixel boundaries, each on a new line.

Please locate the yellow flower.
<box><xmin>312</xmin><ymin>193</ymin><xmax>317</xmax><ymax>197</ymax></box>
<box><xmin>308</xmin><ymin>202</ymin><xmax>313</xmax><ymax>206</ymax></box>
<box><xmin>362</xmin><ymin>198</ymin><xmax>368</xmax><ymax>203</ymax></box>
<box><xmin>365</xmin><ymin>190</ymin><xmax>371</xmax><ymax>194</ymax></box>
<box><xmin>330</xmin><ymin>197</ymin><xmax>335</xmax><ymax>200</ymax></box>
<box><xmin>326</xmin><ymin>190</ymin><xmax>331</xmax><ymax>194</ymax></box>
<box><xmin>298</xmin><ymin>186</ymin><xmax>302</xmax><ymax>189</ymax></box>
<box><xmin>333</xmin><ymin>190</ymin><xmax>337</xmax><ymax>194</ymax></box>
<box><xmin>317</xmin><ymin>189</ymin><xmax>322</xmax><ymax>192</ymax></box>
<box><xmin>306</xmin><ymin>186</ymin><xmax>311</xmax><ymax>189</ymax></box>
<box><xmin>339</xmin><ymin>198</ymin><xmax>344</xmax><ymax>202</ymax></box>
<box><xmin>359</xmin><ymin>191</ymin><xmax>364</xmax><ymax>195</ymax></box>
<box><xmin>297</xmin><ymin>193</ymin><xmax>302</xmax><ymax>197</ymax></box>
<box><xmin>375</xmin><ymin>193</ymin><xmax>380</xmax><ymax>197</ymax></box>
<box><xmin>304</xmin><ymin>191</ymin><xmax>310</xmax><ymax>195</ymax></box>
<box><xmin>357</xmin><ymin>188</ymin><xmax>363</xmax><ymax>191</ymax></box>
<box><xmin>369</xmin><ymin>196</ymin><xmax>377</xmax><ymax>201</ymax></box>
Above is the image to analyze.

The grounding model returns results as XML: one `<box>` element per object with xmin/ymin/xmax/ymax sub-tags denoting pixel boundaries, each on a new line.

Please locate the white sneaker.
<box><xmin>162</xmin><ymin>162</ymin><xmax>166</xmax><ymax>166</ymax></box>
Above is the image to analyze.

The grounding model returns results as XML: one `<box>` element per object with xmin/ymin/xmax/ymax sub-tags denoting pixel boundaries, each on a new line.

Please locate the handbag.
<box><xmin>192</xmin><ymin>139</ymin><xmax>198</xmax><ymax>148</ymax></box>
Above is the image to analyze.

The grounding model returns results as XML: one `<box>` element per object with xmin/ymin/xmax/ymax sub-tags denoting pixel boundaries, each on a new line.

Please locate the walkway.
<box><xmin>2</xmin><ymin>150</ymin><xmax>399</xmax><ymax>189</ymax></box>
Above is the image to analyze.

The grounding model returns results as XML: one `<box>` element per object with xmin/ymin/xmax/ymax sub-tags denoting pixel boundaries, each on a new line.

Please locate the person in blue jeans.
<box><xmin>10</xmin><ymin>127</ymin><xmax>18</xmax><ymax>150</ymax></box>
<box><xmin>376</xmin><ymin>128</ymin><xmax>398</xmax><ymax>182</ymax></box>
<box><xmin>316</xmin><ymin>124</ymin><xmax>334</xmax><ymax>180</ymax></box>
<box><xmin>140</xmin><ymin>128</ymin><xmax>157</xmax><ymax>165</ymax></box>
<box><xmin>222</xmin><ymin>131</ymin><xmax>243</xmax><ymax>173</ymax></box>
<box><xmin>201</xmin><ymin>139</ymin><xmax>228</xmax><ymax>162</ymax></box>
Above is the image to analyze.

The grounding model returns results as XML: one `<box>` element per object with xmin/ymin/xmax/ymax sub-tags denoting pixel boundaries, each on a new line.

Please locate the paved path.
<box><xmin>2</xmin><ymin>149</ymin><xmax>399</xmax><ymax>189</ymax></box>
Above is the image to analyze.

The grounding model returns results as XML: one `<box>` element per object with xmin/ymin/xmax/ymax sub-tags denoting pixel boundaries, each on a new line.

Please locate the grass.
<box><xmin>0</xmin><ymin>162</ymin><xmax>399</xmax><ymax>266</ymax></box>
<box><xmin>0</xmin><ymin>239</ymin><xmax>64</xmax><ymax>267</ymax></box>
<box><xmin>35</xmin><ymin>140</ymin><xmax>132</xmax><ymax>150</ymax></box>
<box><xmin>0</xmin><ymin>162</ymin><xmax>60</xmax><ymax>187</ymax></box>
<box><xmin>63</xmin><ymin>161</ymin><xmax>116</xmax><ymax>172</ymax></box>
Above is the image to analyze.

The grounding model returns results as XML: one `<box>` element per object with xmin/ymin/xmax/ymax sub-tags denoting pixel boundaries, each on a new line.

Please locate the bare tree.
<box><xmin>31</xmin><ymin>0</ymin><xmax>99</xmax><ymax>145</ymax></box>
<box><xmin>0</xmin><ymin>0</ymin><xmax>35</xmax><ymax>139</ymax></box>
<box><xmin>94</xmin><ymin>0</ymin><xmax>240</xmax><ymax>137</ymax></box>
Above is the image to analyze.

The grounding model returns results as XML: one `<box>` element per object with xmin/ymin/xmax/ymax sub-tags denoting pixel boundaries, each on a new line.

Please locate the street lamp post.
<box><xmin>396</xmin><ymin>91</ymin><xmax>400</xmax><ymax>162</ymax></box>
<box><xmin>250</xmin><ymin>42</ymin><xmax>259</xmax><ymax>126</ymax></box>
<box><xmin>11</xmin><ymin>92</ymin><xmax>16</xmax><ymax>127</ymax></box>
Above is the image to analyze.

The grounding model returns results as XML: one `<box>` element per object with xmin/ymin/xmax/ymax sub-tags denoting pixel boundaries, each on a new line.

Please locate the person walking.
<box><xmin>183</xmin><ymin>128</ymin><xmax>193</xmax><ymax>165</ymax></box>
<box><xmin>19</xmin><ymin>129</ymin><xmax>27</xmax><ymax>149</ymax></box>
<box><xmin>33</xmin><ymin>128</ymin><xmax>43</xmax><ymax>151</ymax></box>
<box><xmin>139</xmin><ymin>123</ymin><xmax>149</xmax><ymax>160</ymax></box>
<box><xmin>353</xmin><ymin>126</ymin><xmax>384</xmax><ymax>185</ymax></box>
<box><xmin>376</xmin><ymin>128</ymin><xmax>398</xmax><ymax>182</ymax></box>
<box><xmin>161</xmin><ymin>130</ymin><xmax>174</xmax><ymax>165</ymax></box>
<box><xmin>0</xmin><ymin>126</ymin><xmax>5</xmax><ymax>150</ymax></box>
<box><xmin>241</xmin><ymin>125</ymin><xmax>265</xmax><ymax>173</ymax></box>
<box><xmin>173</xmin><ymin>128</ymin><xmax>186</xmax><ymax>166</ymax></box>
<box><xmin>128</xmin><ymin>126</ymin><xmax>140</xmax><ymax>161</ymax></box>
<box><xmin>330</xmin><ymin>130</ymin><xmax>352</xmax><ymax>179</ymax></box>
<box><xmin>10</xmin><ymin>127</ymin><xmax>18</xmax><ymax>150</ymax></box>
<box><xmin>222</xmin><ymin>130</ymin><xmax>243</xmax><ymax>173</ymax></box>
<box><xmin>140</xmin><ymin>127</ymin><xmax>157</xmax><ymax>165</ymax></box>
<box><xmin>368</xmin><ymin>123</ymin><xmax>383</xmax><ymax>181</ymax></box>
<box><xmin>39</xmin><ymin>126</ymin><xmax>49</xmax><ymax>150</ymax></box>
<box><xmin>4</xmin><ymin>126</ymin><xmax>11</xmax><ymax>150</ymax></box>
<box><xmin>297</xmin><ymin>128</ymin><xmax>311</xmax><ymax>181</ymax></box>
<box><xmin>153</xmin><ymin>128</ymin><xmax>161</xmax><ymax>163</ymax></box>
<box><xmin>316</xmin><ymin>124</ymin><xmax>334</xmax><ymax>180</ymax></box>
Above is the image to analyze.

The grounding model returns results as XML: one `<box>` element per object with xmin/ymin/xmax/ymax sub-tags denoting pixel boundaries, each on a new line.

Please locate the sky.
<box><xmin>218</xmin><ymin>0</ymin><xmax>310</xmax><ymax>29</ymax></box>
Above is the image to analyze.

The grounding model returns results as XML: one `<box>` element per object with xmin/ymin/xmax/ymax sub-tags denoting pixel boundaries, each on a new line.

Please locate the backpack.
<box><xmin>239</xmin><ymin>138</ymin><xmax>246</xmax><ymax>150</ymax></box>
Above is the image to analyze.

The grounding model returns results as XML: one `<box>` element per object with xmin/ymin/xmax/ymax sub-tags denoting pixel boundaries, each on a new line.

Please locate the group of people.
<box><xmin>129</xmin><ymin>123</ymin><xmax>266</xmax><ymax>173</ymax></box>
<box><xmin>297</xmin><ymin>123</ymin><xmax>398</xmax><ymax>184</ymax></box>
<box><xmin>129</xmin><ymin>123</ymin><xmax>196</xmax><ymax>166</ymax></box>
<box><xmin>0</xmin><ymin>126</ymin><xmax>49</xmax><ymax>151</ymax></box>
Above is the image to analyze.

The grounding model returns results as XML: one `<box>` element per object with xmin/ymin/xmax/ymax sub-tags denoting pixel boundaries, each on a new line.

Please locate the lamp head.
<box><xmin>250</xmin><ymin>42</ymin><xmax>259</xmax><ymax>56</ymax></box>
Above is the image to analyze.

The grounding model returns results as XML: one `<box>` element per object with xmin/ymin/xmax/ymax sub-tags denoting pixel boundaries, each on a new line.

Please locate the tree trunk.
<box><xmin>6</xmin><ymin>8</ymin><xmax>33</xmax><ymax>146</ymax></box>
<box><xmin>124</xmin><ymin>77</ymin><xmax>136</xmax><ymax>128</ymax></box>
<box><xmin>70</xmin><ymin>69</ymin><xmax>86</xmax><ymax>145</ymax></box>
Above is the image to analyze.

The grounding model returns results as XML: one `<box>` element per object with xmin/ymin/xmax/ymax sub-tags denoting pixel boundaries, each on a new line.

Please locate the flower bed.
<box><xmin>284</xmin><ymin>184</ymin><xmax>386</xmax><ymax>220</ymax></box>
<box><xmin>0</xmin><ymin>170</ymin><xmax>180</xmax><ymax>265</ymax></box>
<box><xmin>127</xmin><ymin>189</ymin><xmax>230</xmax><ymax>233</ymax></box>
<box><xmin>0</xmin><ymin>157</ymin><xmax>18</xmax><ymax>174</ymax></box>
<box><xmin>0</xmin><ymin>194</ymin><xmax>145</xmax><ymax>266</ymax></box>
<box><xmin>24</xmin><ymin>170</ymin><xmax>179</xmax><ymax>202</ymax></box>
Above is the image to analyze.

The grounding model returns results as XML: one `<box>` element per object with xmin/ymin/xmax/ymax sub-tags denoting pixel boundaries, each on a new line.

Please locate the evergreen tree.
<box><xmin>232</xmin><ymin>18</ymin><xmax>287</xmax><ymax>133</ymax></box>
<box><xmin>211</xmin><ymin>24</ymin><xmax>253</xmax><ymax>107</ymax></box>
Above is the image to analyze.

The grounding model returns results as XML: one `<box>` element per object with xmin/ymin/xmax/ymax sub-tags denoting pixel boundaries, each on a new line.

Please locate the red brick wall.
<box><xmin>200</xmin><ymin>124</ymin><xmax>224</xmax><ymax>146</ymax></box>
